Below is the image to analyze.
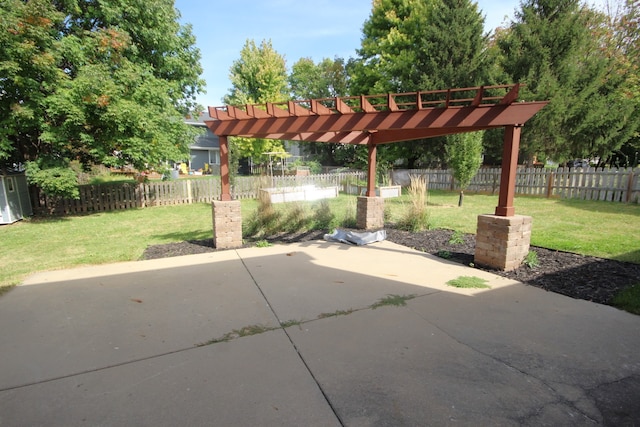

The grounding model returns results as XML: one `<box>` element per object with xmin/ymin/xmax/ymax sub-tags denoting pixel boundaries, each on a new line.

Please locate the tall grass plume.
<box><xmin>397</xmin><ymin>175</ymin><xmax>430</xmax><ymax>231</ymax></box>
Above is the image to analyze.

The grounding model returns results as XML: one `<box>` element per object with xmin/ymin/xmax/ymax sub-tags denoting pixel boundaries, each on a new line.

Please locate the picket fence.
<box><xmin>393</xmin><ymin>167</ymin><xmax>640</xmax><ymax>203</ymax></box>
<box><xmin>29</xmin><ymin>172</ymin><xmax>366</xmax><ymax>215</ymax></box>
<box><xmin>29</xmin><ymin>167</ymin><xmax>639</xmax><ymax>215</ymax></box>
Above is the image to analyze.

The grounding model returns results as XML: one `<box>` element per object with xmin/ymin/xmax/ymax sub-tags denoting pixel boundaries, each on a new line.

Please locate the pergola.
<box><xmin>205</xmin><ymin>84</ymin><xmax>547</xmax><ymax>217</ymax></box>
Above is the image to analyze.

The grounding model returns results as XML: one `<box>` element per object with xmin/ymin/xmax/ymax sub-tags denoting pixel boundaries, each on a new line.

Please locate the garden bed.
<box><xmin>259</xmin><ymin>185</ymin><xmax>339</xmax><ymax>203</ymax></box>
<box><xmin>344</xmin><ymin>184</ymin><xmax>402</xmax><ymax>198</ymax></box>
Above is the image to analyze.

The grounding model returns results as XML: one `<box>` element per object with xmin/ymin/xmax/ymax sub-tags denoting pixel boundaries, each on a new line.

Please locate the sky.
<box><xmin>173</xmin><ymin>0</ymin><xmax>609</xmax><ymax>109</ymax></box>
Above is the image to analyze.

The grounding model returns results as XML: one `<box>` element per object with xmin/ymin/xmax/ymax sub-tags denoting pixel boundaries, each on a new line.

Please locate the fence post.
<box><xmin>626</xmin><ymin>171</ymin><xmax>635</xmax><ymax>203</ymax></box>
<box><xmin>546</xmin><ymin>171</ymin><xmax>554</xmax><ymax>198</ymax></box>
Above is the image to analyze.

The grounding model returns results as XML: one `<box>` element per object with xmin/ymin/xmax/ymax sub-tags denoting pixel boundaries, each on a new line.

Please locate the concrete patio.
<box><xmin>1</xmin><ymin>240</ymin><xmax>638</xmax><ymax>425</ymax></box>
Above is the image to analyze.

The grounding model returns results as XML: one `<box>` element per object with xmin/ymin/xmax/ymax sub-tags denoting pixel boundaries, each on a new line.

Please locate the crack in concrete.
<box><xmin>405</xmin><ymin>299</ymin><xmax>603</xmax><ymax>424</ymax></box>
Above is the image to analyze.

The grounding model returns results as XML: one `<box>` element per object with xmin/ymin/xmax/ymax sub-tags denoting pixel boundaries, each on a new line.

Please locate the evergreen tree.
<box><xmin>419</xmin><ymin>0</ymin><xmax>490</xmax><ymax>90</ymax></box>
<box><xmin>497</xmin><ymin>0</ymin><xmax>639</xmax><ymax>165</ymax></box>
<box><xmin>348</xmin><ymin>0</ymin><xmax>491</xmax><ymax>168</ymax></box>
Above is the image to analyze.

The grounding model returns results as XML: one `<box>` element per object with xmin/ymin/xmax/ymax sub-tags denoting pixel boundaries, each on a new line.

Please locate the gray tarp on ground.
<box><xmin>323</xmin><ymin>229</ymin><xmax>387</xmax><ymax>246</ymax></box>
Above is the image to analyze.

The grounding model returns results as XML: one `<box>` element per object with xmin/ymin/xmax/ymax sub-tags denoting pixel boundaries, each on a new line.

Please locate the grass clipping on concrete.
<box><xmin>446</xmin><ymin>276</ymin><xmax>491</xmax><ymax>289</ymax></box>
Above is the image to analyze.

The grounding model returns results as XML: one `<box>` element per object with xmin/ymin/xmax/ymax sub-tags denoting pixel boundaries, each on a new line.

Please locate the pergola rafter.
<box><xmin>205</xmin><ymin>84</ymin><xmax>547</xmax><ymax>216</ymax></box>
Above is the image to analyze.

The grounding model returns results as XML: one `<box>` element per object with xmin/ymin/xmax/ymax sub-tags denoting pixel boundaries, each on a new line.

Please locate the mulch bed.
<box><xmin>141</xmin><ymin>228</ymin><xmax>640</xmax><ymax>307</ymax></box>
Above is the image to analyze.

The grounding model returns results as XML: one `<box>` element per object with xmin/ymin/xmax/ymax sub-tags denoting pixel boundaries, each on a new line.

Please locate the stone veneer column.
<box><xmin>356</xmin><ymin>196</ymin><xmax>384</xmax><ymax>230</ymax></box>
<box><xmin>475</xmin><ymin>214</ymin><xmax>532</xmax><ymax>271</ymax></box>
<box><xmin>212</xmin><ymin>200</ymin><xmax>243</xmax><ymax>249</ymax></box>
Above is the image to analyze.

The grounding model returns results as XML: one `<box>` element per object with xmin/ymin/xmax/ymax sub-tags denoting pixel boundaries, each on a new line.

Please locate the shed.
<box><xmin>0</xmin><ymin>172</ymin><xmax>33</xmax><ymax>224</ymax></box>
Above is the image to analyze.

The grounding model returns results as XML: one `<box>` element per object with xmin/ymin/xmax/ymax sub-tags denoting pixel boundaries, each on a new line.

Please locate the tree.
<box><xmin>289</xmin><ymin>57</ymin><xmax>348</xmax><ymax>164</ymax></box>
<box><xmin>289</xmin><ymin>57</ymin><xmax>347</xmax><ymax>100</ymax></box>
<box><xmin>602</xmin><ymin>0</ymin><xmax>640</xmax><ymax>166</ymax></box>
<box><xmin>497</xmin><ymin>0</ymin><xmax>640</xmax><ymax>166</ymax></box>
<box><xmin>348</xmin><ymin>0</ymin><xmax>491</xmax><ymax>168</ymax></box>
<box><xmin>0</xmin><ymin>0</ymin><xmax>204</xmax><ymax>197</ymax></box>
<box><xmin>0</xmin><ymin>1</ymin><xmax>65</xmax><ymax>167</ymax></box>
<box><xmin>446</xmin><ymin>131</ymin><xmax>483</xmax><ymax>206</ymax></box>
<box><xmin>224</xmin><ymin>39</ymin><xmax>288</xmax><ymax>163</ymax></box>
<box><xmin>348</xmin><ymin>0</ymin><xmax>433</xmax><ymax>95</ymax></box>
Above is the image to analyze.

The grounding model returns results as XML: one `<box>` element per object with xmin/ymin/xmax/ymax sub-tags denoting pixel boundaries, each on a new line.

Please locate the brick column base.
<box><xmin>212</xmin><ymin>200</ymin><xmax>243</xmax><ymax>249</ymax></box>
<box><xmin>474</xmin><ymin>214</ymin><xmax>532</xmax><ymax>271</ymax></box>
<box><xmin>356</xmin><ymin>196</ymin><xmax>384</xmax><ymax>230</ymax></box>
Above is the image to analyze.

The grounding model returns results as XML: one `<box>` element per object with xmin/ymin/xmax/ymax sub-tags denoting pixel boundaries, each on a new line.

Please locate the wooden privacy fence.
<box><xmin>30</xmin><ymin>168</ymin><xmax>639</xmax><ymax>215</ymax></box>
<box><xmin>392</xmin><ymin>167</ymin><xmax>640</xmax><ymax>203</ymax></box>
<box><xmin>29</xmin><ymin>172</ymin><xmax>366</xmax><ymax>215</ymax></box>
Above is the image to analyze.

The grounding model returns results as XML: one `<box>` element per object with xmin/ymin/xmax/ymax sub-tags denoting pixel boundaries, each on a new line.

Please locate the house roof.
<box><xmin>185</xmin><ymin>111</ymin><xmax>214</xmax><ymax>127</ymax></box>
<box><xmin>186</xmin><ymin>112</ymin><xmax>219</xmax><ymax>149</ymax></box>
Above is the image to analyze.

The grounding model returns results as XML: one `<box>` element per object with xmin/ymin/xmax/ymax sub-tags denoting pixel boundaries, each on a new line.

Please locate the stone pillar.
<box><xmin>212</xmin><ymin>200</ymin><xmax>242</xmax><ymax>249</ymax></box>
<box><xmin>475</xmin><ymin>214</ymin><xmax>532</xmax><ymax>271</ymax></box>
<box><xmin>356</xmin><ymin>196</ymin><xmax>384</xmax><ymax>230</ymax></box>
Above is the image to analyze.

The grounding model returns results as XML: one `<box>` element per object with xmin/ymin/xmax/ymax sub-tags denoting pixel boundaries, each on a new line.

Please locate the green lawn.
<box><xmin>1</xmin><ymin>191</ymin><xmax>638</xmax><ymax>290</ymax></box>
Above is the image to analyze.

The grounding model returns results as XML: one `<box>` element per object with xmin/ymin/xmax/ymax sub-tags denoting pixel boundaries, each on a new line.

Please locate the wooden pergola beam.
<box><xmin>206</xmin><ymin>103</ymin><xmax>546</xmax><ymax>139</ymax></box>
<box><xmin>205</xmin><ymin>85</ymin><xmax>547</xmax><ymax>217</ymax></box>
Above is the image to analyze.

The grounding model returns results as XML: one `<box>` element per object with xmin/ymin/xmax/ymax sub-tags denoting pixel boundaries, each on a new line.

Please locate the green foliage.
<box><xmin>289</xmin><ymin>57</ymin><xmax>348</xmax><ymax>165</ymax></box>
<box><xmin>0</xmin><ymin>0</ymin><xmax>204</xmax><ymax>197</ymax></box>
<box><xmin>446</xmin><ymin>131</ymin><xmax>483</xmax><ymax>191</ymax></box>
<box><xmin>436</xmin><ymin>250</ymin><xmax>452</xmax><ymax>259</ymax></box>
<box><xmin>197</xmin><ymin>324</ymin><xmax>274</xmax><ymax>346</ymax></box>
<box><xmin>25</xmin><ymin>160</ymin><xmax>79</xmax><ymax>199</ymax></box>
<box><xmin>318</xmin><ymin>309</ymin><xmax>355</xmax><ymax>319</ymax></box>
<box><xmin>370</xmin><ymin>294</ymin><xmax>417</xmax><ymax>309</ymax></box>
<box><xmin>279</xmin><ymin>319</ymin><xmax>303</xmax><ymax>328</ymax></box>
<box><xmin>348</xmin><ymin>0</ymin><xmax>492</xmax><ymax>168</ymax></box>
<box><xmin>418</xmin><ymin>0</ymin><xmax>490</xmax><ymax>90</ymax></box>
<box><xmin>2</xmin><ymin>193</ymin><xmax>639</xmax><ymax>292</ymax></box>
<box><xmin>523</xmin><ymin>250</ymin><xmax>540</xmax><ymax>269</ymax></box>
<box><xmin>396</xmin><ymin>175</ymin><xmax>430</xmax><ymax>231</ymax></box>
<box><xmin>224</xmin><ymin>39</ymin><xmax>288</xmax><ymax>162</ymax></box>
<box><xmin>0</xmin><ymin>0</ymin><xmax>64</xmax><ymax>163</ymax></box>
<box><xmin>225</xmin><ymin>39</ymin><xmax>288</xmax><ymax>105</ymax></box>
<box><xmin>0</xmin><ymin>284</ymin><xmax>15</xmax><ymax>297</ymax></box>
<box><xmin>312</xmin><ymin>200</ymin><xmax>336</xmax><ymax>230</ymax></box>
<box><xmin>289</xmin><ymin>57</ymin><xmax>348</xmax><ymax>99</ymax></box>
<box><xmin>255</xmin><ymin>240</ymin><xmax>272</xmax><ymax>248</ymax></box>
<box><xmin>612</xmin><ymin>284</ymin><xmax>640</xmax><ymax>315</ymax></box>
<box><xmin>497</xmin><ymin>0</ymin><xmax>640</xmax><ymax>165</ymax></box>
<box><xmin>446</xmin><ymin>276</ymin><xmax>490</xmax><ymax>289</ymax></box>
<box><xmin>289</xmin><ymin>159</ymin><xmax>322</xmax><ymax>174</ymax></box>
<box><xmin>349</xmin><ymin>0</ymin><xmax>432</xmax><ymax>95</ymax></box>
<box><xmin>448</xmin><ymin>230</ymin><xmax>465</xmax><ymax>245</ymax></box>
<box><xmin>244</xmin><ymin>192</ymin><xmax>282</xmax><ymax>237</ymax></box>
<box><xmin>243</xmin><ymin>194</ymin><xmax>338</xmax><ymax>237</ymax></box>
<box><xmin>282</xmin><ymin>203</ymin><xmax>310</xmax><ymax>232</ymax></box>
<box><xmin>341</xmin><ymin>197</ymin><xmax>358</xmax><ymax>228</ymax></box>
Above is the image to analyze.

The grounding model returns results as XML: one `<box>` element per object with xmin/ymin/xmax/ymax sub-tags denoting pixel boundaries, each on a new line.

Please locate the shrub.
<box><xmin>244</xmin><ymin>191</ymin><xmax>282</xmax><ymax>237</ymax></box>
<box><xmin>25</xmin><ymin>160</ymin><xmax>80</xmax><ymax>199</ymax></box>
<box><xmin>448</xmin><ymin>230</ymin><xmax>465</xmax><ymax>245</ymax></box>
<box><xmin>255</xmin><ymin>240</ymin><xmax>272</xmax><ymax>248</ymax></box>
<box><xmin>397</xmin><ymin>175</ymin><xmax>430</xmax><ymax>231</ymax></box>
<box><xmin>312</xmin><ymin>199</ymin><xmax>336</xmax><ymax>230</ymax></box>
<box><xmin>282</xmin><ymin>203</ymin><xmax>310</xmax><ymax>232</ymax></box>
<box><xmin>340</xmin><ymin>197</ymin><xmax>358</xmax><ymax>228</ymax></box>
<box><xmin>523</xmin><ymin>250</ymin><xmax>539</xmax><ymax>268</ymax></box>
